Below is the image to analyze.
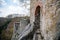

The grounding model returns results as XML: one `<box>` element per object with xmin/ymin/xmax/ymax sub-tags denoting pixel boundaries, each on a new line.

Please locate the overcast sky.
<box><xmin>0</xmin><ymin>0</ymin><xmax>30</xmax><ymax>17</ymax></box>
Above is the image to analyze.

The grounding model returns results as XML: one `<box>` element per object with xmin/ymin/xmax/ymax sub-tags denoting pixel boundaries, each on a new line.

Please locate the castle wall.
<box><xmin>30</xmin><ymin>0</ymin><xmax>60</xmax><ymax>40</ymax></box>
<box><xmin>30</xmin><ymin>0</ymin><xmax>43</xmax><ymax>24</ymax></box>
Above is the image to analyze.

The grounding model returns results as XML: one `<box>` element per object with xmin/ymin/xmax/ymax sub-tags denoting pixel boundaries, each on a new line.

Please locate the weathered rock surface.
<box><xmin>30</xmin><ymin>0</ymin><xmax>60</xmax><ymax>40</ymax></box>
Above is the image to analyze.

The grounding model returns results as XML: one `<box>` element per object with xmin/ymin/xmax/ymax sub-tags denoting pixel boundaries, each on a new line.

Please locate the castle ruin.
<box><xmin>12</xmin><ymin>0</ymin><xmax>60</xmax><ymax>40</ymax></box>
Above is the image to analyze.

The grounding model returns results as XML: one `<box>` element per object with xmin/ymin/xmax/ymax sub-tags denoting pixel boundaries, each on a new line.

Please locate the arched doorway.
<box><xmin>33</xmin><ymin>6</ymin><xmax>40</xmax><ymax>40</ymax></box>
<box><xmin>34</xmin><ymin>6</ymin><xmax>40</xmax><ymax>30</ymax></box>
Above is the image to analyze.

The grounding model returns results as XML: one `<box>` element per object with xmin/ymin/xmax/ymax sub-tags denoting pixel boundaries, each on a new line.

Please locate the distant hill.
<box><xmin>0</xmin><ymin>17</ymin><xmax>11</xmax><ymax>27</ymax></box>
<box><xmin>6</xmin><ymin>14</ymin><xmax>28</xmax><ymax>18</ymax></box>
<box><xmin>0</xmin><ymin>16</ymin><xmax>30</xmax><ymax>40</ymax></box>
<box><xmin>0</xmin><ymin>17</ymin><xmax>12</xmax><ymax>40</ymax></box>
<box><xmin>0</xmin><ymin>17</ymin><xmax>11</xmax><ymax>32</ymax></box>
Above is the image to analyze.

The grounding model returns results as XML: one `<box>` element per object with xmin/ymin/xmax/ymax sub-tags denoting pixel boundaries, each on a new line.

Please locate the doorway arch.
<box><xmin>34</xmin><ymin>6</ymin><xmax>40</xmax><ymax>29</ymax></box>
<box><xmin>33</xmin><ymin>5</ymin><xmax>40</xmax><ymax>40</ymax></box>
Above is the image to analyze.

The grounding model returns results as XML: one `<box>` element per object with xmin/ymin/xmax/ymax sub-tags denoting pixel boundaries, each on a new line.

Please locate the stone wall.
<box><xmin>30</xmin><ymin>0</ymin><xmax>60</xmax><ymax>40</ymax></box>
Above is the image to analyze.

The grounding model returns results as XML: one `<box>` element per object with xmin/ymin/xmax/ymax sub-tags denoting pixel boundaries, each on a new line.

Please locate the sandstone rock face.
<box><xmin>30</xmin><ymin>0</ymin><xmax>60</xmax><ymax>40</ymax></box>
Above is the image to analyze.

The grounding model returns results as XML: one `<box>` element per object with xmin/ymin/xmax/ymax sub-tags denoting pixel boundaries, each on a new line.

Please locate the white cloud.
<box><xmin>0</xmin><ymin>0</ymin><xmax>7</xmax><ymax>6</ymax></box>
<box><xmin>8</xmin><ymin>5</ymin><xmax>28</xmax><ymax>14</ymax></box>
<box><xmin>0</xmin><ymin>5</ymin><xmax>29</xmax><ymax>17</ymax></box>
<box><xmin>12</xmin><ymin>0</ymin><xmax>20</xmax><ymax>6</ymax></box>
<box><xmin>0</xmin><ymin>0</ymin><xmax>30</xmax><ymax>17</ymax></box>
<box><xmin>13</xmin><ymin>0</ymin><xmax>17</xmax><ymax>3</ymax></box>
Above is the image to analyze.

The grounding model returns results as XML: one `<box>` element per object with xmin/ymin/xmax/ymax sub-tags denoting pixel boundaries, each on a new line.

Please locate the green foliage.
<box><xmin>0</xmin><ymin>20</ymin><xmax>11</xmax><ymax>34</ymax></box>
<box><xmin>0</xmin><ymin>19</ymin><xmax>12</xmax><ymax>40</ymax></box>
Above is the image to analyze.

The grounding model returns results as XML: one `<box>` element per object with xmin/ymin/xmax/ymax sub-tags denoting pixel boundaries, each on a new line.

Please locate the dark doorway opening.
<box><xmin>33</xmin><ymin>6</ymin><xmax>40</xmax><ymax>40</ymax></box>
<box><xmin>34</xmin><ymin>6</ymin><xmax>40</xmax><ymax>29</ymax></box>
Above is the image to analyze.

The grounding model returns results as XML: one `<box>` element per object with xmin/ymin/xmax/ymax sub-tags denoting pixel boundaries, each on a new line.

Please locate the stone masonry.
<box><xmin>30</xmin><ymin>0</ymin><xmax>60</xmax><ymax>40</ymax></box>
